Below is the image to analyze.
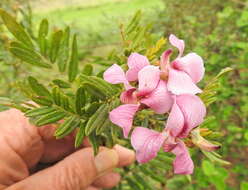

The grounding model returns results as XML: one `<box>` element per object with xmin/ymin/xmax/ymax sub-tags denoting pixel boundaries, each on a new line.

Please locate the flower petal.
<box><xmin>169</xmin><ymin>34</ymin><xmax>185</xmax><ymax>57</ymax></box>
<box><xmin>163</xmin><ymin>134</ymin><xmax>177</xmax><ymax>152</ymax></box>
<box><xmin>120</xmin><ymin>88</ymin><xmax>137</xmax><ymax>104</ymax></box>
<box><xmin>137</xmin><ymin>65</ymin><xmax>160</xmax><ymax>96</ymax></box>
<box><xmin>171</xmin><ymin>140</ymin><xmax>194</xmax><ymax>175</ymax></box>
<box><xmin>103</xmin><ymin>64</ymin><xmax>132</xmax><ymax>89</ymax></box>
<box><xmin>140</xmin><ymin>80</ymin><xmax>173</xmax><ymax>114</ymax></box>
<box><xmin>177</xmin><ymin>94</ymin><xmax>206</xmax><ymax>138</ymax></box>
<box><xmin>173</xmin><ymin>53</ymin><xmax>205</xmax><ymax>83</ymax></box>
<box><xmin>109</xmin><ymin>104</ymin><xmax>139</xmax><ymax>138</ymax></box>
<box><xmin>126</xmin><ymin>53</ymin><xmax>150</xmax><ymax>81</ymax></box>
<box><xmin>167</xmin><ymin>68</ymin><xmax>202</xmax><ymax>95</ymax></box>
<box><xmin>165</xmin><ymin>98</ymin><xmax>185</xmax><ymax>137</ymax></box>
<box><xmin>160</xmin><ymin>49</ymin><xmax>173</xmax><ymax>71</ymax></box>
<box><xmin>131</xmin><ymin>127</ymin><xmax>165</xmax><ymax>163</ymax></box>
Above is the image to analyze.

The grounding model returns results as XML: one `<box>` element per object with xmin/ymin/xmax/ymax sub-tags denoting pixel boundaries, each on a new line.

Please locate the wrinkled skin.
<box><xmin>0</xmin><ymin>109</ymin><xmax>135</xmax><ymax>190</ymax></box>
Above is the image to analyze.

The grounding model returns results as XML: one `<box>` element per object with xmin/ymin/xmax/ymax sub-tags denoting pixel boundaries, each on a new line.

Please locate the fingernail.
<box><xmin>114</xmin><ymin>145</ymin><xmax>135</xmax><ymax>166</ymax></box>
<box><xmin>94</xmin><ymin>149</ymin><xmax>119</xmax><ymax>174</ymax></box>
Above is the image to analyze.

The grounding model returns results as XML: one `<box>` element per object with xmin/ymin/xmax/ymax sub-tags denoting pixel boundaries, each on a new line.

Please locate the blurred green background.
<box><xmin>0</xmin><ymin>0</ymin><xmax>248</xmax><ymax>189</ymax></box>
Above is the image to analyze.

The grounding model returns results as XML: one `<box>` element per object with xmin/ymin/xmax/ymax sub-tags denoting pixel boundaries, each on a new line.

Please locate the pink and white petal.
<box><xmin>120</xmin><ymin>88</ymin><xmax>137</xmax><ymax>104</ymax></box>
<box><xmin>163</xmin><ymin>134</ymin><xmax>177</xmax><ymax>152</ymax></box>
<box><xmin>169</xmin><ymin>34</ymin><xmax>185</xmax><ymax>57</ymax></box>
<box><xmin>126</xmin><ymin>53</ymin><xmax>150</xmax><ymax>82</ymax></box>
<box><xmin>173</xmin><ymin>53</ymin><xmax>205</xmax><ymax>83</ymax></box>
<box><xmin>137</xmin><ymin>65</ymin><xmax>161</xmax><ymax>96</ymax></box>
<box><xmin>131</xmin><ymin>127</ymin><xmax>165</xmax><ymax>163</ymax></box>
<box><xmin>109</xmin><ymin>104</ymin><xmax>139</xmax><ymax>138</ymax></box>
<box><xmin>140</xmin><ymin>80</ymin><xmax>173</xmax><ymax>114</ymax></box>
<box><xmin>177</xmin><ymin>94</ymin><xmax>206</xmax><ymax>138</ymax></box>
<box><xmin>103</xmin><ymin>64</ymin><xmax>128</xmax><ymax>84</ymax></box>
<box><xmin>171</xmin><ymin>140</ymin><xmax>194</xmax><ymax>175</ymax></box>
<box><xmin>165</xmin><ymin>98</ymin><xmax>185</xmax><ymax>137</ymax></box>
<box><xmin>160</xmin><ymin>49</ymin><xmax>173</xmax><ymax>71</ymax></box>
<box><xmin>167</xmin><ymin>68</ymin><xmax>202</xmax><ymax>95</ymax></box>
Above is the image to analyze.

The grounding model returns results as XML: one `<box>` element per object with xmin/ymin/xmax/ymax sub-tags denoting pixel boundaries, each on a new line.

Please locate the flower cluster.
<box><xmin>103</xmin><ymin>34</ymin><xmax>219</xmax><ymax>175</ymax></box>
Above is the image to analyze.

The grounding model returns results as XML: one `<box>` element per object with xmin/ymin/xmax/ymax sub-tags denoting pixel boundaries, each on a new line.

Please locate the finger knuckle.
<box><xmin>53</xmin><ymin>164</ymin><xmax>81</xmax><ymax>190</ymax></box>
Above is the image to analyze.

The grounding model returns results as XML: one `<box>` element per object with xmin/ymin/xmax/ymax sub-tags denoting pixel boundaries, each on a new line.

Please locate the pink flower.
<box><xmin>104</xmin><ymin>34</ymin><xmax>209</xmax><ymax>175</ymax></box>
<box><xmin>131</xmin><ymin>127</ymin><xmax>194</xmax><ymax>174</ymax></box>
<box><xmin>126</xmin><ymin>53</ymin><xmax>150</xmax><ymax>81</ymax></box>
<box><xmin>109</xmin><ymin>104</ymin><xmax>140</xmax><ymax>138</ymax></box>
<box><xmin>103</xmin><ymin>63</ymin><xmax>133</xmax><ymax>90</ymax></box>
<box><xmin>161</xmin><ymin>34</ymin><xmax>205</xmax><ymax>95</ymax></box>
<box><xmin>131</xmin><ymin>94</ymin><xmax>206</xmax><ymax>174</ymax></box>
<box><xmin>104</xmin><ymin>53</ymin><xmax>173</xmax><ymax>137</ymax></box>
<box><xmin>131</xmin><ymin>127</ymin><xmax>167</xmax><ymax>163</ymax></box>
<box><xmin>165</xmin><ymin>94</ymin><xmax>206</xmax><ymax>138</ymax></box>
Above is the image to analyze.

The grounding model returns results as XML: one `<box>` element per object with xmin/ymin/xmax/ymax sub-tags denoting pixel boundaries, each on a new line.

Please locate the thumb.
<box><xmin>7</xmin><ymin>147</ymin><xmax>119</xmax><ymax>190</ymax></box>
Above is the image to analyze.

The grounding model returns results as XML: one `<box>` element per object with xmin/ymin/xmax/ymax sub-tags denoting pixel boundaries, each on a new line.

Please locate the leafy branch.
<box><xmin>0</xmin><ymin>9</ymin><xmax>233</xmax><ymax>190</ymax></box>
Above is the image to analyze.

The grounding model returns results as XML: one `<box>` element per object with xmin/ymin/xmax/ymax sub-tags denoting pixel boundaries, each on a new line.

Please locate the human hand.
<box><xmin>0</xmin><ymin>109</ymin><xmax>135</xmax><ymax>190</ymax></box>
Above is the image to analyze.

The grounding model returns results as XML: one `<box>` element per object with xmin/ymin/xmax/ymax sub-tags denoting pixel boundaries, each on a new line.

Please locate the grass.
<box><xmin>34</xmin><ymin>0</ymin><xmax>164</xmax><ymax>45</ymax></box>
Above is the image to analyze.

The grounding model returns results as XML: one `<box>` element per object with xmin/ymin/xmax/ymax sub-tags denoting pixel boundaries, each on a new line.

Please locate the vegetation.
<box><xmin>0</xmin><ymin>0</ymin><xmax>247</xmax><ymax>189</ymax></box>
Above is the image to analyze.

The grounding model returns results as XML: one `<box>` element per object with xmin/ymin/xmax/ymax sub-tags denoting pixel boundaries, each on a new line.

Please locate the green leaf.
<box><xmin>81</xmin><ymin>64</ymin><xmax>93</xmax><ymax>75</ymax></box>
<box><xmin>80</xmin><ymin>74</ymin><xmax>119</xmax><ymax>97</ymax></box>
<box><xmin>103</xmin><ymin>129</ymin><xmax>114</xmax><ymax>148</ymax></box>
<box><xmin>200</xmin><ymin>67</ymin><xmax>233</xmax><ymax>106</ymax></box>
<box><xmin>157</xmin><ymin>152</ymin><xmax>173</xmax><ymax>163</ymax></box>
<box><xmin>126</xmin><ymin>177</ymin><xmax>142</xmax><ymax>190</ymax></box>
<box><xmin>241</xmin><ymin>181</ymin><xmax>248</xmax><ymax>190</ymax></box>
<box><xmin>61</xmin><ymin>94</ymin><xmax>70</xmax><ymax>110</ymax></box>
<box><xmin>75</xmin><ymin>87</ymin><xmax>86</xmax><ymax>115</ymax></box>
<box><xmin>85</xmin><ymin>102</ymin><xmax>100</xmax><ymax>116</ymax></box>
<box><xmin>202</xmin><ymin>160</ymin><xmax>216</xmax><ymax>176</ymax></box>
<box><xmin>96</xmin><ymin>117</ymin><xmax>111</xmax><ymax>135</ymax></box>
<box><xmin>28</xmin><ymin>76</ymin><xmax>51</xmax><ymax>98</ymax></box>
<box><xmin>96</xmin><ymin>99</ymin><xmax>119</xmax><ymax>135</ymax></box>
<box><xmin>68</xmin><ymin>34</ymin><xmax>78</xmax><ymax>82</ymax></box>
<box><xmin>52</xmin><ymin>86</ymin><xmax>61</xmax><ymax>106</ymax></box>
<box><xmin>25</xmin><ymin>106</ymin><xmax>56</xmax><ymax>117</ymax></box>
<box><xmin>131</xmin><ymin>26</ymin><xmax>147</xmax><ymax>48</ymax></box>
<box><xmin>0</xmin><ymin>9</ymin><xmax>33</xmax><ymax>47</ymax></box>
<box><xmin>139</xmin><ymin>165</ymin><xmax>165</xmax><ymax>183</ymax></box>
<box><xmin>11</xmin><ymin>104</ymin><xmax>30</xmax><ymax>112</ymax></box>
<box><xmin>52</xmin><ymin>87</ymin><xmax>70</xmax><ymax>110</ymax></box>
<box><xmin>9</xmin><ymin>43</ymin><xmax>51</xmax><ymax>68</ymax></box>
<box><xmin>55</xmin><ymin>116</ymin><xmax>80</xmax><ymax>138</ymax></box>
<box><xmin>38</xmin><ymin>19</ymin><xmax>49</xmax><ymax>38</ymax></box>
<box><xmin>75</xmin><ymin>121</ymin><xmax>86</xmax><ymax>148</ymax></box>
<box><xmin>89</xmin><ymin>132</ymin><xmax>99</xmax><ymax>155</ymax></box>
<box><xmin>52</xmin><ymin>79</ymin><xmax>71</xmax><ymax>88</ymax></box>
<box><xmin>216</xmin><ymin>67</ymin><xmax>233</xmax><ymax>78</ymax></box>
<box><xmin>85</xmin><ymin>104</ymin><xmax>109</xmax><ymax>136</ymax></box>
<box><xmin>82</xmin><ymin>82</ymin><xmax>108</xmax><ymax>100</ymax></box>
<box><xmin>125</xmin><ymin>10</ymin><xmax>142</xmax><ymax>35</ymax></box>
<box><xmin>202</xmin><ymin>151</ymin><xmax>230</xmax><ymax>165</ymax></box>
<box><xmin>31</xmin><ymin>96</ymin><xmax>53</xmax><ymax>106</ymax></box>
<box><xmin>132</xmin><ymin>173</ymin><xmax>153</xmax><ymax>190</ymax></box>
<box><xmin>35</xmin><ymin>110</ymin><xmax>66</xmax><ymax>126</ymax></box>
<box><xmin>15</xmin><ymin>81</ymin><xmax>33</xmax><ymax>97</ymax></box>
<box><xmin>38</xmin><ymin>19</ymin><xmax>49</xmax><ymax>56</ymax></box>
<box><xmin>49</xmin><ymin>30</ymin><xmax>63</xmax><ymax>63</ymax></box>
<box><xmin>28</xmin><ymin>76</ymin><xmax>51</xmax><ymax>99</ymax></box>
<box><xmin>57</xmin><ymin>27</ymin><xmax>70</xmax><ymax>72</ymax></box>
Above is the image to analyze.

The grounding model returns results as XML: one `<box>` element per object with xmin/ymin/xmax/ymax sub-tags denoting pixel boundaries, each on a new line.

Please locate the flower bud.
<box><xmin>191</xmin><ymin>129</ymin><xmax>220</xmax><ymax>152</ymax></box>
